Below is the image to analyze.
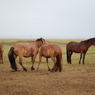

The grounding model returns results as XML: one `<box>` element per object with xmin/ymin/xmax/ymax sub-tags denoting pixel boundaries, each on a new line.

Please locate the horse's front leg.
<box><xmin>46</xmin><ymin>58</ymin><xmax>50</xmax><ymax>71</ymax></box>
<box><xmin>79</xmin><ymin>53</ymin><xmax>82</xmax><ymax>64</ymax></box>
<box><xmin>82</xmin><ymin>53</ymin><xmax>86</xmax><ymax>64</ymax></box>
<box><xmin>0</xmin><ymin>55</ymin><xmax>4</xmax><ymax>64</ymax></box>
<box><xmin>19</xmin><ymin>56</ymin><xmax>27</xmax><ymax>71</ymax></box>
<box><xmin>2</xmin><ymin>58</ymin><xmax>4</xmax><ymax>64</ymax></box>
<box><xmin>1</xmin><ymin>55</ymin><xmax>4</xmax><ymax>64</ymax></box>
<box><xmin>37</xmin><ymin>55</ymin><xmax>42</xmax><ymax>71</ymax></box>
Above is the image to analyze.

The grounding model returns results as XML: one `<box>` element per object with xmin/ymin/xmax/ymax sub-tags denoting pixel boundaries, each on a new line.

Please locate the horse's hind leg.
<box><xmin>31</xmin><ymin>55</ymin><xmax>37</xmax><ymax>70</ymax></box>
<box><xmin>19</xmin><ymin>56</ymin><xmax>27</xmax><ymax>71</ymax></box>
<box><xmin>51</xmin><ymin>57</ymin><xmax>56</xmax><ymax>72</ymax></box>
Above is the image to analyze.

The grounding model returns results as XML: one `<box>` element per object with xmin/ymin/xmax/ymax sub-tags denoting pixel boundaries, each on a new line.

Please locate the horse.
<box><xmin>0</xmin><ymin>45</ymin><xmax>4</xmax><ymax>64</ymax></box>
<box><xmin>37</xmin><ymin>43</ymin><xmax>63</xmax><ymax>72</ymax></box>
<box><xmin>66</xmin><ymin>38</ymin><xmax>95</xmax><ymax>64</ymax></box>
<box><xmin>8</xmin><ymin>38</ymin><xmax>46</xmax><ymax>71</ymax></box>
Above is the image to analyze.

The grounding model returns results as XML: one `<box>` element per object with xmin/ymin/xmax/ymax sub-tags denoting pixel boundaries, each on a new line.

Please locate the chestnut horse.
<box><xmin>8</xmin><ymin>38</ymin><xmax>45</xmax><ymax>71</ymax></box>
<box><xmin>37</xmin><ymin>43</ymin><xmax>62</xmax><ymax>72</ymax></box>
<box><xmin>66</xmin><ymin>38</ymin><xmax>95</xmax><ymax>64</ymax></box>
<box><xmin>0</xmin><ymin>45</ymin><xmax>4</xmax><ymax>64</ymax></box>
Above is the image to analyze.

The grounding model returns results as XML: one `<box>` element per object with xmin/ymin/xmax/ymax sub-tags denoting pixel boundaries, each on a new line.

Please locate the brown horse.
<box><xmin>37</xmin><ymin>43</ymin><xmax>62</xmax><ymax>72</ymax></box>
<box><xmin>66</xmin><ymin>38</ymin><xmax>95</xmax><ymax>64</ymax></box>
<box><xmin>0</xmin><ymin>45</ymin><xmax>4</xmax><ymax>64</ymax></box>
<box><xmin>8</xmin><ymin>38</ymin><xmax>45</xmax><ymax>71</ymax></box>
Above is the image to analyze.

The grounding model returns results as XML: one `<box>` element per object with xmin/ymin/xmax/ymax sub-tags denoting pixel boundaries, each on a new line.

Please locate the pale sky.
<box><xmin>0</xmin><ymin>0</ymin><xmax>95</xmax><ymax>39</ymax></box>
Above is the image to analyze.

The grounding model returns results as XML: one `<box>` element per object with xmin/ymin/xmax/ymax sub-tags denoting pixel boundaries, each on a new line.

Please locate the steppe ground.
<box><xmin>0</xmin><ymin>39</ymin><xmax>95</xmax><ymax>95</ymax></box>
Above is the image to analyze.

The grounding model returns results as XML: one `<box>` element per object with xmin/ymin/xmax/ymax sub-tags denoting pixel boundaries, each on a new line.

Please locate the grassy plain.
<box><xmin>0</xmin><ymin>39</ymin><xmax>95</xmax><ymax>95</ymax></box>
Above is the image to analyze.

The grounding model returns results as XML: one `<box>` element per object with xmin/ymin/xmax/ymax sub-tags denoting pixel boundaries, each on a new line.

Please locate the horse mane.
<box><xmin>81</xmin><ymin>38</ymin><xmax>95</xmax><ymax>44</ymax></box>
<box><xmin>36</xmin><ymin>38</ymin><xmax>45</xmax><ymax>43</ymax></box>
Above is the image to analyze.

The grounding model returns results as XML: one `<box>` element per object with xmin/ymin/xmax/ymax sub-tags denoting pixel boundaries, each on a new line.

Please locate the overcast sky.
<box><xmin>0</xmin><ymin>0</ymin><xmax>95</xmax><ymax>39</ymax></box>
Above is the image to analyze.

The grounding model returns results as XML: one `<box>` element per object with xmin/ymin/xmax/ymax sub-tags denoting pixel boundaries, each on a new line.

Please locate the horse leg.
<box><xmin>37</xmin><ymin>55</ymin><xmax>42</xmax><ymax>71</ymax></box>
<box><xmin>82</xmin><ymin>53</ymin><xmax>86</xmax><ymax>64</ymax></box>
<box><xmin>79</xmin><ymin>53</ymin><xmax>82</xmax><ymax>64</ymax></box>
<box><xmin>0</xmin><ymin>55</ymin><xmax>3</xmax><ymax>64</ymax></box>
<box><xmin>46</xmin><ymin>58</ymin><xmax>50</xmax><ymax>71</ymax></box>
<box><xmin>31</xmin><ymin>57</ymin><xmax>34</xmax><ymax>70</ymax></box>
<box><xmin>2</xmin><ymin>58</ymin><xmax>4</xmax><ymax>64</ymax></box>
<box><xmin>19</xmin><ymin>56</ymin><xmax>27</xmax><ymax>71</ymax></box>
<box><xmin>1</xmin><ymin>55</ymin><xmax>4</xmax><ymax>64</ymax></box>
<box><xmin>51</xmin><ymin>57</ymin><xmax>57</xmax><ymax>72</ymax></box>
<box><xmin>31</xmin><ymin>55</ymin><xmax>37</xmax><ymax>70</ymax></box>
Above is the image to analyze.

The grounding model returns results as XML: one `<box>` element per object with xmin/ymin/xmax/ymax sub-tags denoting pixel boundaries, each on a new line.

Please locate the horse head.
<box><xmin>36</xmin><ymin>38</ymin><xmax>46</xmax><ymax>47</ymax></box>
<box><xmin>36</xmin><ymin>38</ymin><xmax>45</xmax><ymax>43</ymax></box>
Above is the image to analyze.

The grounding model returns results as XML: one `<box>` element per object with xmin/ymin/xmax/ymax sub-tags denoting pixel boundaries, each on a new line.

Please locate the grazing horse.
<box><xmin>8</xmin><ymin>38</ymin><xmax>45</xmax><ymax>71</ymax></box>
<box><xmin>0</xmin><ymin>45</ymin><xmax>4</xmax><ymax>64</ymax></box>
<box><xmin>37</xmin><ymin>43</ymin><xmax>62</xmax><ymax>72</ymax></box>
<box><xmin>66</xmin><ymin>38</ymin><xmax>95</xmax><ymax>64</ymax></box>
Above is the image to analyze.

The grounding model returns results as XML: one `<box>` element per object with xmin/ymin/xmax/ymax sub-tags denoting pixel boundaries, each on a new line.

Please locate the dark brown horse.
<box><xmin>0</xmin><ymin>45</ymin><xmax>4</xmax><ymax>64</ymax></box>
<box><xmin>8</xmin><ymin>38</ymin><xmax>45</xmax><ymax>71</ymax></box>
<box><xmin>37</xmin><ymin>43</ymin><xmax>62</xmax><ymax>72</ymax></box>
<box><xmin>66</xmin><ymin>38</ymin><xmax>95</xmax><ymax>64</ymax></box>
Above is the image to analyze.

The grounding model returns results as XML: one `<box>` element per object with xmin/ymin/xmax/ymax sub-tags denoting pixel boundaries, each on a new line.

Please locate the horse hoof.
<box><xmin>48</xmin><ymin>69</ymin><xmax>51</xmax><ymax>71</ymax></box>
<box><xmin>51</xmin><ymin>69</ymin><xmax>54</xmax><ymax>72</ymax></box>
<box><xmin>31</xmin><ymin>67</ymin><xmax>35</xmax><ymax>70</ymax></box>
<box><xmin>15</xmin><ymin>69</ymin><xmax>17</xmax><ymax>71</ymax></box>
<box><xmin>14</xmin><ymin>68</ymin><xmax>17</xmax><ymax>71</ymax></box>
<box><xmin>11</xmin><ymin>69</ymin><xmax>17</xmax><ymax>72</ymax></box>
<box><xmin>24</xmin><ymin>68</ymin><xmax>27</xmax><ymax>71</ymax></box>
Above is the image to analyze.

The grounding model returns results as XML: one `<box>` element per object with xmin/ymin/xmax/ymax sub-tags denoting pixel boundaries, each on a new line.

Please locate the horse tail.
<box><xmin>56</xmin><ymin>53</ymin><xmax>62</xmax><ymax>72</ymax></box>
<box><xmin>66</xmin><ymin>49</ymin><xmax>70</xmax><ymax>64</ymax></box>
<box><xmin>8</xmin><ymin>47</ymin><xmax>17</xmax><ymax>71</ymax></box>
<box><xmin>67</xmin><ymin>49</ymin><xmax>71</xmax><ymax>64</ymax></box>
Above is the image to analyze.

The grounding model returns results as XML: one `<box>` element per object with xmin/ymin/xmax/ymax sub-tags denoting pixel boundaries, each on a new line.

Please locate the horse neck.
<box><xmin>85</xmin><ymin>39</ymin><xmax>93</xmax><ymax>48</ymax></box>
<box><xmin>35</xmin><ymin>41</ymin><xmax>43</xmax><ymax>48</ymax></box>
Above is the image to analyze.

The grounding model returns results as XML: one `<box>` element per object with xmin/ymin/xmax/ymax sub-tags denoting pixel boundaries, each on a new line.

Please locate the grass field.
<box><xmin>0</xmin><ymin>39</ymin><xmax>95</xmax><ymax>95</ymax></box>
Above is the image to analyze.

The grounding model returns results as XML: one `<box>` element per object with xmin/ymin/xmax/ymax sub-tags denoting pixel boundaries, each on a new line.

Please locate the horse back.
<box><xmin>14</xmin><ymin>43</ymin><xmax>32</xmax><ymax>55</ymax></box>
<box><xmin>14</xmin><ymin>43</ymin><xmax>39</xmax><ymax>56</ymax></box>
<box><xmin>40</xmin><ymin>43</ymin><xmax>62</xmax><ymax>57</ymax></box>
<box><xmin>66</xmin><ymin>41</ymin><xmax>88</xmax><ymax>53</ymax></box>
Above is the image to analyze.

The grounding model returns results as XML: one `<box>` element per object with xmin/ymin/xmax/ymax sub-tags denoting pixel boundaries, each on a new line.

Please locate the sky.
<box><xmin>0</xmin><ymin>0</ymin><xmax>95</xmax><ymax>39</ymax></box>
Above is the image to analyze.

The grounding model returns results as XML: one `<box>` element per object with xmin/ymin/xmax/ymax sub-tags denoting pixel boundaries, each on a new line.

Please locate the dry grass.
<box><xmin>0</xmin><ymin>39</ymin><xmax>95</xmax><ymax>95</ymax></box>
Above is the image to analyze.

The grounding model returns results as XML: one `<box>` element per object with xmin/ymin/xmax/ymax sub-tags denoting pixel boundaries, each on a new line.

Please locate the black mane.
<box><xmin>81</xmin><ymin>38</ymin><xmax>95</xmax><ymax>44</ymax></box>
<box><xmin>36</xmin><ymin>38</ymin><xmax>45</xmax><ymax>43</ymax></box>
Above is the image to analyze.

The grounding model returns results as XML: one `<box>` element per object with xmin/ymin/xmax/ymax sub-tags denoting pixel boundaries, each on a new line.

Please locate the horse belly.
<box><xmin>42</xmin><ymin>50</ymin><xmax>50</xmax><ymax>58</ymax></box>
<box><xmin>23</xmin><ymin>51</ymin><xmax>33</xmax><ymax>57</ymax></box>
<box><xmin>70</xmin><ymin>46</ymin><xmax>80</xmax><ymax>53</ymax></box>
